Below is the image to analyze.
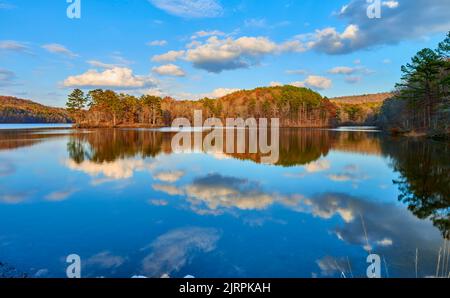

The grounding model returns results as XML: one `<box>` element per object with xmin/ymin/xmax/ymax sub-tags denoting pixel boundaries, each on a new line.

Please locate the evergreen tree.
<box><xmin>66</xmin><ymin>89</ymin><xmax>87</xmax><ymax>123</ymax></box>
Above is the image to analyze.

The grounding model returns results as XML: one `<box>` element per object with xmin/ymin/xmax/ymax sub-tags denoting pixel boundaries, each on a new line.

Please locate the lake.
<box><xmin>0</xmin><ymin>127</ymin><xmax>448</xmax><ymax>278</ymax></box>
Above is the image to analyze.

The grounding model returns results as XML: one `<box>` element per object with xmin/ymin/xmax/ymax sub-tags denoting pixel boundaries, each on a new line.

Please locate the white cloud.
<box><xmin>208</xmin><ymin>88</ymin><xmax>240</xmax><ymax>98</ymax></box>
<box><xmin>0</xmin><ymin>40</ymin><xmax>29</xmax><ymax>52</ymax></box>
<box><xmin>376</xmin><ymin>238</ymin><xmax>394</xmax><ymax>247</ymax></box>
<box><xmin>42</xmin><ymin>43</ymin><xmax>78</xmax><ymax>58</ymax></box>
<box><xmin>289</xmin><ymin>81</ymin><xmax>306</xmax><ymax>88</ymax></box>
<box><xmin>148</xmin><ymin>0</ymin><xmax>223</xmax><ymax>18</ymax></box>
<box><xmin>63</xmin><ymin>67</ymin><xmax>157</xmax><ymax>89</ymax></box>
<box><xmin>304</xmin><ymin>25</ymin><xmax>360</xmax><ymax>55</ymax></box>
<box><xmin>184</xmin><ymin>36</ymin><xmax>278</xmax><ymax>73</ymax></box>
<box><xmin>86</xmin><ymin>60</ymin><xmax>118</xmax><ymax>69</ymax></box>
<box><xmin>382</xmin><ymin>1</ymin><xmax>399</xmax><ymax>9</ymax></box>
<box><xmin>66</xmin><ymin>158</ymin><xmax>154</xmax><ymax>181</ymax></box>
<box><xmin>152</xmin><ymin>64</ymin><xmax>186</xmax><ymax>77</ymax></box>
<box><xmin>304</xmin><ymin>75</ymin><xmax>332</xmax><ymax>90</ymax></box>
<box><xmin>152</xmin><ymin>50</ymin><xmax>185</xmax><ymax>62</ymax></box>
<box><xmin>141</xmin><ymin>227</ymin><xmax>220</xmax><ymax>277</ymax></box>
<box><xmin>147</xmin><ymin>40</ymin><xmax>168</xmax><ymax>47</ymax></box>
<box><xmin>321</xmin><ymin>0</ymin><xmax>450</xmax><ymax>54</ymax></box>
<box><xmin>154</xmin><ymin>34</ymin><xmax>309</xmax><ymax>73</ymax></box>
<box><xmin>328</xmin><ymin>66</ymin><xmax>357</xmax><ymax>75</ymax></box>
<box><xmin>154</xmin><ymin>170</ymin><xmax>185</xmax><ymax>182</ymax></box>
<box><xmin>270</xmin><ymin>81</ymin><xmax>283</xmax><ymax>87</ymax></box>
<box><xmin>191</xmin><ymin>30</ymin><xmax>225</xmax><ymax>39</ymax></box>
<box><xmin>152</xmin><ymin>183</ymin><xmax>184</xmax><ymax>196</ymax></box>
<box><xmin>304</xmin><ymin>160</ymin><xmax>331</xmax><ymax>173</ymax></box>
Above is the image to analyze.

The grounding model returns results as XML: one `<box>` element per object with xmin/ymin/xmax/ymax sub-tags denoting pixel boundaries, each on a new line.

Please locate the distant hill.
<box><xmin>330</xmin><ymin>93</ymin><xmax>392</xmax><ymax>125</ymax></box>
<box><xmin>0</xmin><ymin>96</ymin><xmax>72</xmax><ymax>123</ymax></box>
<box><xmin>159</xmin><ymin>86</ymin><xmax>338</xmax><ymax>128</ymax></box>
<box><xmin>330</xmin><ymin>92</ymin><xmax>393</xmax><ymax>104</ymax></box>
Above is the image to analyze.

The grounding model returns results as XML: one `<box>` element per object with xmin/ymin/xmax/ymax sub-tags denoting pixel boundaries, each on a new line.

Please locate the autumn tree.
<box><xmin>66</xmin><ymin>89</ymin><xmax>87</xmax><ymax>123</ymax></box>
<box><xmin>141</xmin><ymin>95</ymin><xmax>162</xmax><ymax>126</ymax></box>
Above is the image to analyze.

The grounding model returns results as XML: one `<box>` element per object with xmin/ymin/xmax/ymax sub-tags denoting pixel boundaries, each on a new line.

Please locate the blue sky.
<box><xmin>0</xmin><ymin>0</ymin><xmax>449</xmax><ymax>106</ymax></box>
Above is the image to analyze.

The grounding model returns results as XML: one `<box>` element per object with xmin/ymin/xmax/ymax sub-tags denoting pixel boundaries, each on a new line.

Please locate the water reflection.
<box><xmin>0</xmin><ymin>128</ymin><xmax>448</xmax><ymax>278</ymax></box>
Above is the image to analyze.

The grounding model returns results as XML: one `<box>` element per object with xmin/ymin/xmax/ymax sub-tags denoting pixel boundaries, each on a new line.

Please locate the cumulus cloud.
<box><xmin>152</xmin><ymin>183</ymin><xmax>184</xmax><ymax>196</ymax></box>
<box><xmin>207</xmin><ymin>88</ymin><xmax>240</xmax><ymax>98</ymax></box>
<box><xmin>311</xmin><ymin>193</ymin><xmax>443</xmax><ymax>275</ymax></box>
<box><xmin>147</xmin><ymin>40</ymin><xmax>168</xmax><ymax>47</ymax></box>
<box><xmin>152</xmin><ymin>64</ymin><xmax>186</xmax><ymax>77</ymax></box>
<box><xmin>327</xmin><ymin>164</ymin><xmax>369</xmax><ymax>183</ymax></box>
<box><xmin>288</xmin><ymin>76</ymin><xmax>332</xmax><ymax>90</ymax></box>
<box><xmin>42</xmin><ymin>43</ymin><xmax>78</xmax><ymax>58</ymax></box>
<box><xmin>304</xmin><ymin>159</ymin><xmax>331</xmax><ymax>173</ymax></box>
<box><xmin>153</xmin><ymin>170</ymin><xmax>185</xmax><ymax>182</ymax></box>
<box><xmin>185</xmin><ymin>174</ymin><xmax>277</xmax><ymax>211</ymax></box>
<box><xmin>148</xmin><ymin>0</ymin><xmax>223</xmax><ymax>18</ymax></box>
<box><xmin>191</xmin><ymin>30</ymin><xmax>226</xmax><ymax>39</ymax></box>
<box><xmin>309</xmin><ymin>0</ymin><xmax>450</xmax><ymax>54</ymax></box>
<box><xmin>328</xmin><ymin>66</ymin><xmax>357</xmax><ymax>75</ymax></box>
<box><xmin>66</xmin><ymin>158</ymin><xmax>154</xmax><ymax>182</ymax></box>
<box><xmin>316</xmin><ymin>256</ymin><xmax>350</xmax><ymax>277</ymax></box>
<box><xmin>304</xmin><ymin>75</ymin><xmax>332</xmax><ymax>90</ymax></box>
<box><xmin>184</xmin><ymin>36</ymin><xmax>278</xmax><ymax>73</ymax></box>
<box><xmin>141</xmin><ymin>227</ymin><xmax>220</xmax><ymax>276</ymax></box>
<box><xmin>154</xmin><ymin>35</ymin><xmax>308</xmax><ymax>73</ymax></box>
<box><xmin>270</xmin><ymin>81</ymin><xmax>283</xmax><ymax>87</ymax></box>
<box><xmin>327</xmin><ymin>65</ymin><xmax>372</xmax><ymax>84</ymax></box>
<box><xmin>158</xmin><ymin>173</ymin><xmax>308</xmax><ymax>214</ymax></box>
<box><xmin>63</xmin><ymin>67</ymin><xmax>157</xmax><ymax>89</ymax></box>
<box><xmin>152</xmin><ymin>50</ymin><xmax>185</xmax><ymax>62</ymax></box>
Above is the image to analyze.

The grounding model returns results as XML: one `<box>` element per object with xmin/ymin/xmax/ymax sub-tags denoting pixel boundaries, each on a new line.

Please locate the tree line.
<box><xmin>66</xmin><ymin>85</ymin><xmax>338</xmax><ymax>128</ymax></box>
<box><xmin>381</xmin><ymin>31</ymin><xmax>450</xmax><ymax>136</ymax></box>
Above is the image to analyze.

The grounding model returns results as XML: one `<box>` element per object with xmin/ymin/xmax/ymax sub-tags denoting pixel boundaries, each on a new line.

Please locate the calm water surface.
<box><xmin>0</xmin><ymin>127</ymin><xmax>448</xmax><ymax>278</ymax></box>
<box><xmin>0</xmin><ymin>123</ymin><xmax>73</xmax><ymax>130</ymax></box>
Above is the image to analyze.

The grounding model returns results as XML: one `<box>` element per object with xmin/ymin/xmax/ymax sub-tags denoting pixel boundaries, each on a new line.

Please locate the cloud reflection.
<box><xmin>141</xmin><ymin>227</ymin><xmax>220</xmax><ymax>277</ymax></box>
<box><xmin>65</xmin><ymin>158</ymin><xmax>155</xmax><ymax>183</ymax></box>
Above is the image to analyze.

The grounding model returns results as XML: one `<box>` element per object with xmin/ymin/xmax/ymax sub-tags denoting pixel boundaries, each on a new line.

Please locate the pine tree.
<box><xmin>66</xmin><ymin>89</ymin><xmax>87</xmax><ymax>124</ymax></box>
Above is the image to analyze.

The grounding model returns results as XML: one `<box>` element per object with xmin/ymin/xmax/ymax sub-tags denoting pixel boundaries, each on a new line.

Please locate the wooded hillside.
<box><xmin>0</xmin><ymin>96</ymin><xmax>72</xmax><ymax>123</ymax></box>
<box><xmin>68</xmin><ymin>86</ymin><xmax>339</xmax><ymax>128</ymax></box>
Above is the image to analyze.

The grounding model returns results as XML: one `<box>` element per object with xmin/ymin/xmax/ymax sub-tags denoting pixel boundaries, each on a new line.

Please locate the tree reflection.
<box><xmin>385</xmin><ymin>138</ymin><xmax>450</xmax><ymax>239</ymax></box>
<box><xmin>65</xmin><ymin>128</ymin><xmax>383</xmax><ymax>167</ymax></box>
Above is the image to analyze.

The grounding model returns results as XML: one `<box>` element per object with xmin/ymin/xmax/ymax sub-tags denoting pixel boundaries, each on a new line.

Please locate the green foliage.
<box><xmin>70</xmin><ymin>85</ymin><xmax>335</xmax><ymax>127</ymax></box>
<box><xmin>381</xmin><ymin>32</ymin><xmax>450</xmax><ymax>134</ymax></box>
<box><xmin>66</xmin><ymin>89</ymin><xmax>87</xmax><ymax>114</ymax></box>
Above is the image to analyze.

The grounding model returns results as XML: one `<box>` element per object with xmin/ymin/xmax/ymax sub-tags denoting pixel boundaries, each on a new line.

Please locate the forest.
<box><xmin>65</xmin><ymin>86</ymin><xmax>338</xmax><ymax>128</ymax></box>
<box><xmin>379</xmin><ymin>32</ymin><xmax>450</xmax><ymax>138</ymax></box>
<box><xmin>0</xmin><ymin>96</ymin><xmax>71</xmax><ymax>124</ymax></box>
